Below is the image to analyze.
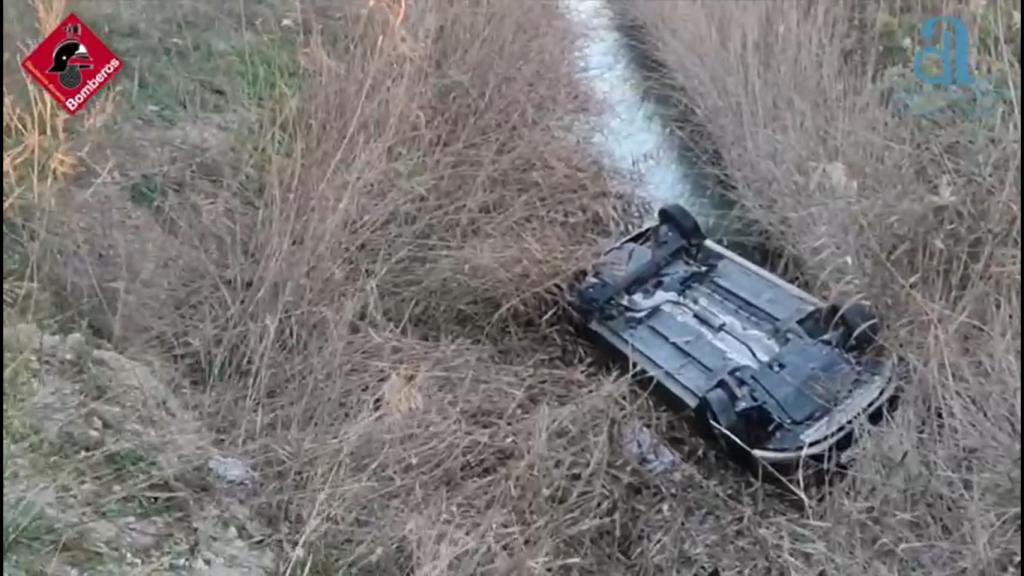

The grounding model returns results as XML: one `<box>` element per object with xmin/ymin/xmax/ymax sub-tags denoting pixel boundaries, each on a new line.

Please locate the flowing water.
<box><xmin>561</xmin><ymin>0</ymin><xmax>731</xmax><ymax>235</ymax></box>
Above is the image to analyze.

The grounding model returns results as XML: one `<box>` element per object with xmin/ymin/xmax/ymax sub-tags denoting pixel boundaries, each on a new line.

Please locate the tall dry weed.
<box><xmin>129</xmin><ymin>1</ymin><xmax>679</xmax><ymax>573</ymax></box>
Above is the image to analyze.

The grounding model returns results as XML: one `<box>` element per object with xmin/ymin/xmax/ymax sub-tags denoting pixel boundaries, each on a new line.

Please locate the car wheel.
<box><xmin>836</xmin><ymin>302</ymin><xmax>881</xmax><ymax>352</ymax></box>
<box><xmin>697</xmin><ymin>387</ymin><xmax>743</xmax><ymax>446</ymax></box>
<box><xmin>657</xmin><ymin>203</ymin><xmax>706</xmax><ymax>245</ymax></box>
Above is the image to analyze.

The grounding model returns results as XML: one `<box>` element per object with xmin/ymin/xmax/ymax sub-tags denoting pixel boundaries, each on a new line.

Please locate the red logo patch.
<box><xmin>21</xmin><ymin>13</ymin><xmax>123</xmax><ymax>116</ymax></box>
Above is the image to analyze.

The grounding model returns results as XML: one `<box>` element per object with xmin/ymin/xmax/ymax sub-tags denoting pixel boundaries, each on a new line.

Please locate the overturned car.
<box><xmin>572</xmin><ymin>204</ymin><xmax>897</xmax><ymax>466</ymax></box>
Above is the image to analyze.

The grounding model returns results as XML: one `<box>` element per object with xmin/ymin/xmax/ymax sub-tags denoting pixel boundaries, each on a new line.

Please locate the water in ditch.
<box><xmin>560</xmin><ymin>0</ymin><xmax>731</xmax><ymax>236</ymax></box>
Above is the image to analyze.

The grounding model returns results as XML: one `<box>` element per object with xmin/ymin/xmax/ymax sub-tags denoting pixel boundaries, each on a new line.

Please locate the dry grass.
<box><xmin>622</xmin><ymin>0</ymin><xmax>1021</xmax><ymax>573</ymax></box>
<box><xmin>6</xmin><ymin>0</ymin><xmax>1019</xmax><ymax>573</ymax></box>
<box><xmin>14</xmin><ymin>0</ymin><xmax>742</xmax><ymax>573</ymax></box>
<box><xmin>148</xmin><ymin>2</ymin><xmax>683</xmax><ymax>572</ymax></box>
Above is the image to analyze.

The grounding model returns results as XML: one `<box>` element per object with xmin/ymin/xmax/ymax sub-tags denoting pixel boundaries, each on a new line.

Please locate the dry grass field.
<box><xmin>3</xmin><ymin>0</ymin><xmax>1019</xmax><ymax>574</ymax></box>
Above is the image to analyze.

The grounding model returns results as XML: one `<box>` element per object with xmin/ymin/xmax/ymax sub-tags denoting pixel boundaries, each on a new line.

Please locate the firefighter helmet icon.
<box><xmin>21</xmin><ymin>13</ymin><xmax>124</xmax><ymax>115</ymax></box>
<box><xmin>47</xmin><ymin>23</ymin><xmax>93</xmax><ymax>90</ymax></box>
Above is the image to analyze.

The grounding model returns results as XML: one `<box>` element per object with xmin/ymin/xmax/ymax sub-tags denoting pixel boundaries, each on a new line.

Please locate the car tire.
<box><xmin>836</xmin><ymin>302</ymin><xmax>881</xmax><ymax>352</ymax></box>
<box><xmin>657</xmin><ymin>203</ymin><xmax>706</xmax><ymax>245</ymax></box>
<box><xmin>697</xmin><ymin>387</ymin><xmax>742</xmax><ymax>445</ymax></box>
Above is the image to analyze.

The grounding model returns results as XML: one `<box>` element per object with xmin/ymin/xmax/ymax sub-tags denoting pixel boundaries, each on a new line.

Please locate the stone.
<box><xmin>80</xmin><ymin>519</ymin><xmax>120</xmax><ymax>550</ymax></box>
<box><xmin>207</xmin><ymin>456</ymin><xmax>257</xmax><ymax>488</ymax></box>
<box><xmin>621</xmin><ymin>420</ymin><xmax>681</xmax><ymax>476</ymax></box>
<box><xmin>41</xmin><ymin>333</ymin><xmax>63</xmax><ymax>352</ymax></box>
<box><xmin>120</xmin><ymin>516</ymin><xmax>171</xmax><ymax>552</ymax></box>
